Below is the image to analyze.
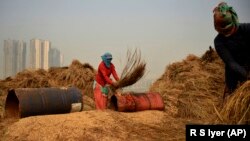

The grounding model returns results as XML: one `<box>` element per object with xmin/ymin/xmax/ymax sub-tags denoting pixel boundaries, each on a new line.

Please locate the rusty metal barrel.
<box><xmin>5</xmin><ymin>87</ymin><xmax>83</xmax><ymax>118</ymax></box>
<box><xmin>110</xmin><ymin>92</ymin><xmax>165</xmax><ymax>112</ymax></box>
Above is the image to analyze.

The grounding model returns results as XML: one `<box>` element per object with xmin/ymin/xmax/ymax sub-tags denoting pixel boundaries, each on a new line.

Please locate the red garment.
<box><xmin>94</xmin><ymin>82</ymin><xmax>108</xmax><ymax>110</ymax></box>
<box><xmin>95</xmin><ymin>61</ymin><xmax>119</xmax><ymax>87</ymax></box>
<box><xmin>94</xmin><ymin>61</ymin><xmax>119</xmax><ymax>110</ymax></box>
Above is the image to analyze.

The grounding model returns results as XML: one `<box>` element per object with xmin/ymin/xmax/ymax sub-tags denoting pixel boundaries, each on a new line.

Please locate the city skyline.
<box><xmin>1</xmin><ymin>38</ymin><xmax>63</xmax><ymax>79</ymax></box>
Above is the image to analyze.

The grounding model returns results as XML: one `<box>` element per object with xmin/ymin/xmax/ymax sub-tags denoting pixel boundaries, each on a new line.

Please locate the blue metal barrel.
<box><xmin>5</xmin><ymin>87</ymin><xmax>83</xmax><ymax>118</ymax></box>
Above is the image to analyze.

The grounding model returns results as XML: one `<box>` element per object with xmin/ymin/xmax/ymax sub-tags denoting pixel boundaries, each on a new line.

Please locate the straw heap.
<box><xmin>150</xmin><ymin>48</ymin><xmax>225</xmax><ymax>119</ymax></box>
<box><xmin>49</xmin><ymin>60</ymin><xmax>95</xmax><ymax>92</ymax></box>
<box><xmin>218</xmin><ymin>81</ymin><xmax>250</xmax><ymax>124</ymax></box>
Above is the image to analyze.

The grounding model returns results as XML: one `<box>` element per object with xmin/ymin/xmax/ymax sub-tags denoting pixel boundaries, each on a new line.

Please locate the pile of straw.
<box><xmin>150</xmin><ymin>48</ymin><xmax>225</xmax><ymax>120</ymax></box>
<box><xmin>48</xmin><ymin>60</ymin><xmax>95</xmax><ymax>92</ymax></box>
<box><xmin>115</xmin><ymin>49</ymin><xmax>146</xmax><ymax>89</ymax></box>
<box><xmin>218</xmin><ymin>81</ymin><xmax>250</xmax><ymax>124</ymax></box>
<box><xmin>1</xmin><ymin>69</ymin><xmax>50</xmax><ymax>89</ymax></box>
<box><xmin>0</xmin><ymin>60</ymin><xmax>95</xmax><ymax>92</ymax></box>
<box><xmin>50</xmin><ymin>60</ymin><xmax>95</xmax><ymax>98</ymax></box>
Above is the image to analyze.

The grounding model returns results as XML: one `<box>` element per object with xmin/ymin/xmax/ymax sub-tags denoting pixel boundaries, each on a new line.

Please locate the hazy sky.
<box><xmin>0</xmin><ymin>0</ymin><xmax>250</xmax><ymax>80</ymax></box>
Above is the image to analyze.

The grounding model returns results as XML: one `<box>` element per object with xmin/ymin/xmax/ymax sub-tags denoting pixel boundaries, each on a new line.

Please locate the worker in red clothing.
<box><xmin>94</xmin><ymin>52</ymin><xmax>119</xmax><ymax>110</ymax></box>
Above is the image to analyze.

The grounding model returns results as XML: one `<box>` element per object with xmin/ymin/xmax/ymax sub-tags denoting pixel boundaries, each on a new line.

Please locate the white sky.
<box><xmin>0</xmin><ymin>0</ymin><xmax>250</xmax><ymax>80</ymax></box>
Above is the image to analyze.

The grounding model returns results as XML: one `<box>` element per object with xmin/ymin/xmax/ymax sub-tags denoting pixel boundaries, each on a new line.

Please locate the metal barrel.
<box><xmin>5</xmin><ymin>87</ymin><xmax>83</xmax><ymax>118</ymax></box>
<box><xmin>110</xmin><ymin>92</ymin><xmax>165</xmax><ymax>112</ymax></box>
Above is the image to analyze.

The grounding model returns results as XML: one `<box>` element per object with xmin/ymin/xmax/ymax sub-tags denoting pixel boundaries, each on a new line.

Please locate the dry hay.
<box><xmin>2</xmin><ymin>110</ymin><xmax>187</xmax><ymax>141</ymax></box>
<box><xmin>0</xmin><ymin>60</ymin><xmax>95</xmax><ymax>95</ymax></box>
<box><xmin>150</xmin><ymin>47</ymin><xmax>225</xmax><ymax>120</ymax></box>
<box><xmin>48</xmin><ymin>60</ymin><xmax>95</xmax><ymax>97</ymax></box>
<box><xmin>217</xmin><ymin>81</ymin><xmax>250</xmax><ymax>124</ymax></box>
<box><xmin>115</xmin><ymin>49</ymin><xmax>146</xmax><ymax>90</ymax></box>
<box><xmin>0</xmin><ymin>89</ymin><xmax>4</xmax><ymax>118</ymax></box>
<box><xmin>0</xmin><ymin>69</ymin><xmax>50</xmax><ymax>90</ymax></box>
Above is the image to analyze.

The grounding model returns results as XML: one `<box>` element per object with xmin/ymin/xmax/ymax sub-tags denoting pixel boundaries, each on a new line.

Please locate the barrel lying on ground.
<box><xmin>110</xmin><ymin>92</ymin><xmax>165</xmax><ymax>112</ymax></box>
<box><xmin>5</xmin><ymin>87</ymin><xmax>83</xmax><ymax>118</ymax></box>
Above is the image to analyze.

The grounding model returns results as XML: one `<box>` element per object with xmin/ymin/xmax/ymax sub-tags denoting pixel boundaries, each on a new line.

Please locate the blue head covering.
<box><xmin>101</xmin><ymin>52</ymin><xmax>112</xmax><ymax>68</ymax></box>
